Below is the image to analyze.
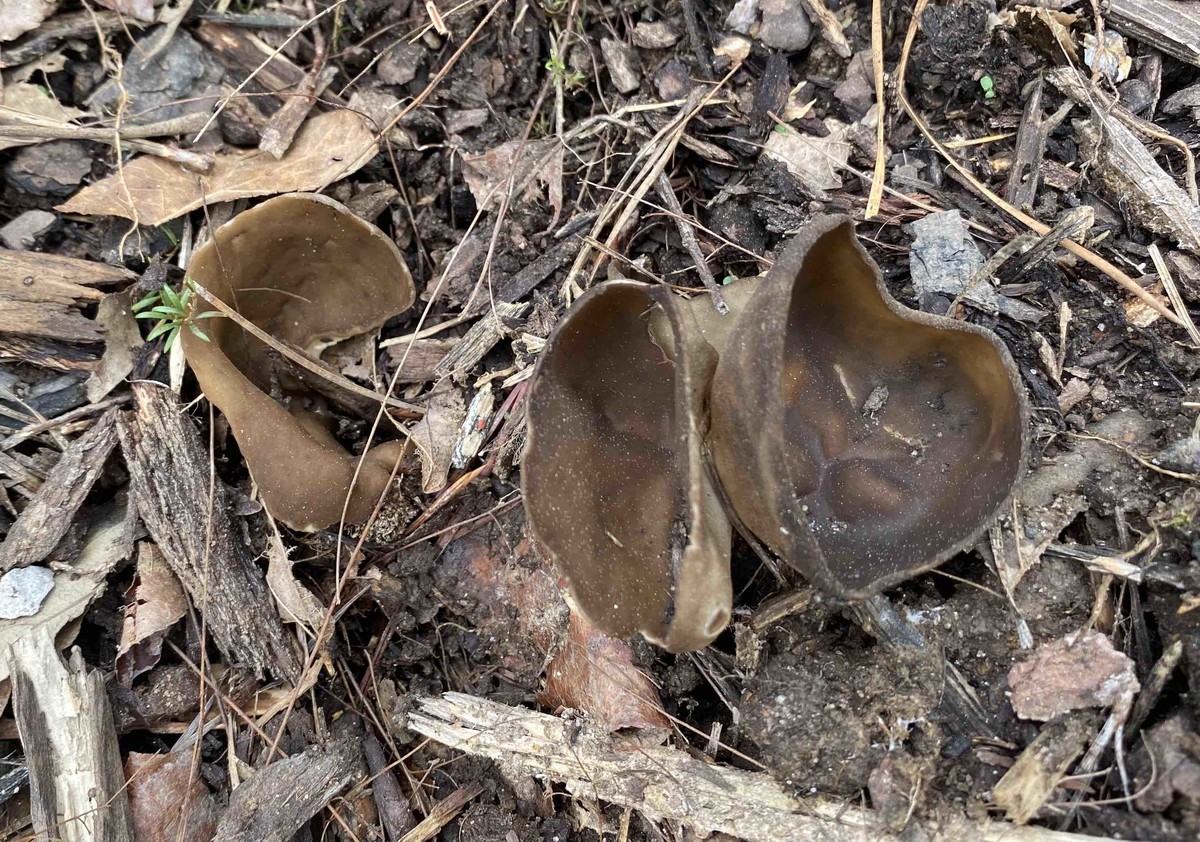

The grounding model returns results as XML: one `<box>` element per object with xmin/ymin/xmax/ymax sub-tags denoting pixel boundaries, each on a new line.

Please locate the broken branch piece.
<box><xmin>182</xmin><ymin>192</ymin><xmax>415</xmax><ymax>531</ymax></box>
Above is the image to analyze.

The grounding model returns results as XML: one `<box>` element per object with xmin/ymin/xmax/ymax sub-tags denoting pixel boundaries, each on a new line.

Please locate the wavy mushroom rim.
<box><xmin>180</xmin><ymin>192</ymin><xmax>417</xmax><ymax>531</ymax></box>
<box><xmin>522</xmin><ymin>280</ymin><xmax>732</xmax><ymax>653</ymax></box>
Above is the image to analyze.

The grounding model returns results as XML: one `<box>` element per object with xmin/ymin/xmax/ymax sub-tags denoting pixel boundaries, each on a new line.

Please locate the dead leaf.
<box><xmin>57</xmin><ymin>109</ymin><xmax>378</xmax><ymax>226</ymax></box>
<box><xmin>1057</xmin><ymin>377</ymin><xmax>1091</xmax><ymax>413</ymax></box>
<box><xmin>265</xmin><ymin>528</ymin><xmax>326</xmax><ymax>632</ymax></box>
<box><xmin>0</xmin><ymin>0</ymin><xmax>57</xmax><ymax>42</ymax></box>
<box><xmin>1012</xmin><ymin>5</ymin><xmax>1080</xmax><ymax>64</ymax></box>
<box><xmin>86</xmin><ymin>289</ymin><xmax>144</xmax><ymax>402</ymax></box>
<box><xmin>763</xmin><ymin>119</ymin><xmax>851</xmax><ymax>200</ymax></box>
<box><xmin>462</xmin><ymin>138</ymin><xmax>563</xmax><ymax>217</ymax></box>
<box><xmin>1007</xmin><ymin>629</ymin><xmax>1140</xmax><ymax>721</ymax></box>
<box><xmin>116</xmin><ymin>543</ymin><xmax>188</xmax><ymax>685</ymax></box>
<box><xmin>1133</xmin><ymin>715</ymin><xmax>1200</xmax><ymax>812</ymax></box>
<box><xmin>408</xmin><ymin>386</ymin><xmax>467</xmax><ymax>494</ymax></box>
<box><xmin>126</xmin><ymin>751</ymin><xmax>221</xmax><ymax>842</ymax></box>
<box><xmin>432</xmin><ymin>510</ymin><xmax>569</xmax><ymax>681</ymax></box>
<box><xmin>0</xmin><ymin>495</ymin><xmax>136</xmax><ymax>683</ymax></box>
<box><xmin>92</xmin><ymin>0</ymin><xmax>155</xmax><ymax>23</ymax></box>
<box><xmin>0</xmin><ymin>81</ymin><xmax>88</xmax><ymax>152</ymax></box>
<box><xmin>540</xmin><ymin>609</ymin><xmax>670</xmax><ymax>733</ymax></box>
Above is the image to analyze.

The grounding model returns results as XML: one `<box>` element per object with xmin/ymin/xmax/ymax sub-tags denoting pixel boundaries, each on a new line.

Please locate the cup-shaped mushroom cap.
<box><xmin>523</xmin><ymin>281</ymin><xmax>733</xmax><ymax>653</ymax></box>
<box><xmin>709</xmin><ymin>215</ymin><xmax>1027</xmax><ymax>599</ymax></box>
<box><xmin>181</xmin><ymin>192</ymin><xmax>416</xmax><ymax>531</ymax></box>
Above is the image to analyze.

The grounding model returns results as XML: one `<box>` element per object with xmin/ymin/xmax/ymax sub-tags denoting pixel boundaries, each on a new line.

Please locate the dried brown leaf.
<box><xmin>92</xmin><ymin>0</ymin><xmax>156</xmax><ymax>23</ymax></box>
<box><xmin>57</xmin><ymin>109</ymin><xmax>378</xmax><ymax>226</ymax></box>
<box><xmin>462</xmin><ymin>138</ymin><xmax>563</xmax><ymax>216</ymax></box>
<box><xmin>0</xmin><ymin>0</ymin><xmax>57</xmax><ymax>42</ymax></box>
<box><xmin>1007</xmin><ymin>629</ymin><xmax>1140</xmax><ymax>721</ymax></box>
<box><xmin>117</xmin><ymin>543</ymin><xmax>188</xmax><ymax>684</ymax></box>
<box><xmin>265</xmin><ymin>528</ymin><xmax>326</xmax><ymax>632</ymax></box>
<box><xmin>0</xmin><ymin>496</ymin><xmax>135</xmax><ymax>683</ymax></box>
<box><xmin>86</xmin><ymin>289</ymin><xmax>143</xmax><ymax>402</ymax></box>
<box><xmin>0</xmin><ymin>81</ymin><xmax>88</xmax><ymax>152</ymax></box>
<box><xmin>762</xmin><ymin>119</ymin><xmax>850</xmax><ymax>200</ymax></box>
<box><xmin>126</xmin><ymin>752</ymin><xmax>220</xmax><ymax>842</ymax></box>
<box><xmin>540</xmin><ymin>609</ymin><xmax>670</xmax><ymax>733</ymax></box>
<box><xmin>408</xmin><ymin>386</ymin><xmax>467</xmax><ymax>494</ymax></box>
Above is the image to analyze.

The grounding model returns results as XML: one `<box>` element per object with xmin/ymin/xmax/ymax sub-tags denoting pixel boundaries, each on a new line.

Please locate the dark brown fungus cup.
<box><xmin>181</xmin><ymin>192</ymin><xmax>416</xmax><ymax>532</ymax></box>
<box><xmin>522</xmin><ymin>281</ymin><xmax>733</xmax><ymax>653</ymax></box>
<box><xmin>709</xmin><ymin>215</ymin><xmax>1028</xmax><ymax>599</ymax></box>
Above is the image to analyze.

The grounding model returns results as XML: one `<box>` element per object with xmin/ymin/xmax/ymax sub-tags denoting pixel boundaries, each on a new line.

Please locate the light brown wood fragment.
<box><xmin>9</xmin><ymin>628</ymin><xmax>135</xmax><ymax>842</ymax></box>
<box><xmin>398</xmin><ymin>783</ymin><xmax>483</xmax><ymax>842</ymax></box>
<box><xmin>1107</xmin><ymin>0</ymin><xmax>1200</xmax><ymax>68</ymax></box>
<box><xmin>0</xmin><ymin>248</ymin><xmax>135</xmax><ymax>288</ymax></box>
<box><xmin>259</xmin><ymin>65</ymin><xmax>337</xmax><ymax>159</ymax></box>
<box><xmin>993</xmin><ymin>713</ymin><xmax>1097</xmax><ymax>824</ymax></box>
<box><xmin>432</xmin><ymin>302</ymin><xmax>527</xmax><ymax>383</ymax></box>
<box><xmin>410</xmin><ymin>693</ymin><xmax>1101</xmax><ymax>842</ymax></box>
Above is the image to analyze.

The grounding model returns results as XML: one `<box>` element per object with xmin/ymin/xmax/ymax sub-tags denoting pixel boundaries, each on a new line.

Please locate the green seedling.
<box><xmin>545</xmin><ymin>52</ymin><xmax>586</xmax><ymax>90</ymax></box>
<box><xmin>132</xmin><ymin>276</ymin><xmax>221</xmax><ymax>351</ymax></box>
<box><xmin>980</xmin><ymin>75</ymin><xmax>996</xmax><ymax>100</ymax></box>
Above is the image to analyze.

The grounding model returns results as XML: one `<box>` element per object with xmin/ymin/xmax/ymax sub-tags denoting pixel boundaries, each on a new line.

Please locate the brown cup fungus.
<box><xmin>181</xmin><ymin>192</ymin><xmax>415</xmax><ymax>531</ymax></box>
<box><xmin>522</xmin><ymin>282</ymin><xmax>733</xmax><ymax>653</ymax></box>
<box><xmin>524</xmin><ymin>214</ymin><xmax>1027</xmax><ymax>651</ymax></box>
<box><xmin>712</xmin><ymin>215</ymin><xmax>1027</xmax><ymax>599</ymax></box>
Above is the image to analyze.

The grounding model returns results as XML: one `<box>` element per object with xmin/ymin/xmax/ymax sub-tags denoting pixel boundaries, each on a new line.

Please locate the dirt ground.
<box><xmin>2</xmin><ymin>0</ymin><xmax>1200</xmax><ymax>840</ymax></box>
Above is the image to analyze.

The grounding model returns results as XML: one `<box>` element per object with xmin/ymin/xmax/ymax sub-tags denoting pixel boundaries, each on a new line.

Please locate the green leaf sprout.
<box><xmin>132</xmin><ymin>276</ymin><xmax>222</xmax><ymax>351</ymax></box>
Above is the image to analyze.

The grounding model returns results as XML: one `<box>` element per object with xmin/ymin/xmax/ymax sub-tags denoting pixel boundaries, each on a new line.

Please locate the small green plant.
<box><xmin>545</xmin><ymin>52</ymin><xmax>586</xmax><ymax>90</ymax></box>
<box><xmin>132</xmin><ymin>276</ymin><xmax>222</xmax><ymax>351</ymax></box>
<box><xmin>979</xmin><ymin>75</ymin><xmax>996</xmax><ymax>100</ymax></box>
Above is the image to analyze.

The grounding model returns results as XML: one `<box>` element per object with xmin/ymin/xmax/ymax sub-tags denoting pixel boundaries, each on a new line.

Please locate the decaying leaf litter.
<box><xmin>2</xmin><ymin>0</ymin><xmax>1200</xmax><ymax>839</ymax></box>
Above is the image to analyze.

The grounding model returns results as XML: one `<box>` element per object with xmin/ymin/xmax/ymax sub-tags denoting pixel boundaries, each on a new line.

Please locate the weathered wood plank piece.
<box><xmin>9</xmin><ymin>627</ymin><xmax>134</xmax><ymax>842</ymax></box>
<box><xmin>118</xmin><ymin>381</ymin><xmax>300</xmax><ymax>680</ymax></box>
<box><xmin>410</xmin><ymin>692</ymin><xmax>1103</xmax><ymax>842</ymax></box>
<box><xmin>213</xmin><ymin>733</ymin><xmax>362</xmax><ymax>842</ymax></box>
<box><xmin>0</xmin><ymin>407</ymin><xmax>119</xmax><ymax>573</ymax></box>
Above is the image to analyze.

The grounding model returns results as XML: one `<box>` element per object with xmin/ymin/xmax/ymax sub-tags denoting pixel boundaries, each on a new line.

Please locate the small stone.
<box><xmin>653</xmin><ymin>59</ymin><xmax>695</xmax><ymax>101</ymax></box>
<box><xmin>379</xmin><ymin>42</ymin><xmax>426</xmax><ymax>86</ymax></box>
<box><xmin>88</xmin><ymin>29</ymin><xmax>224</xmax><ymax>125</ymax></box>
<box><xmin>446</xmin><ymin>108</ymin><xmax>489</xmax><ymax>135</ymax></box>
<box><xmin>726</xmin><ymin>0</ymin><xmax>760</xmax><ymax>34</ymax></box>
<box><xmin>714</xmin><ymin>34</ymin><xmax>753</xmax><ymax>65</ymax></box>
<box><xmin>757</xmin><ymin>0</ymin><xmax>813</xmax><ymax>51</ymax></box>
<box><xmin>1153</xmin><ymin>429</ymin><xmax>1200</xmax><ymax>473</ymax></box>
<box><xmin>601</xmin><ymin>38</ymin><xmax>641</xmax><ymax>95</ymax></box>
<box><xmin>0</xmin><ymin>209</ymin><xmax>57</xmax><ymax>250</ymax></box>
<box><xmin>0</xmin><ymin>566</ymin><xmax>55</xmax><ymax>620</ymax></box>
<box><xmin>835</xmin><ymin>52</ymin><xmax>876</xmax><ymax>119</ymax></box>
<box><xmin>5</xmin><ymin>140</ymin><xmax>92</xmax><ymax>197</ymax></box>
<box><xmin>1090</xmin><ymin>382</ymin><xmax>1110</xmax><ymax>402</ymax></box>
<box><xmin>632</xmin><ymin>21</ymin><xmax>679</xmax><ymax>49</ymax></box>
